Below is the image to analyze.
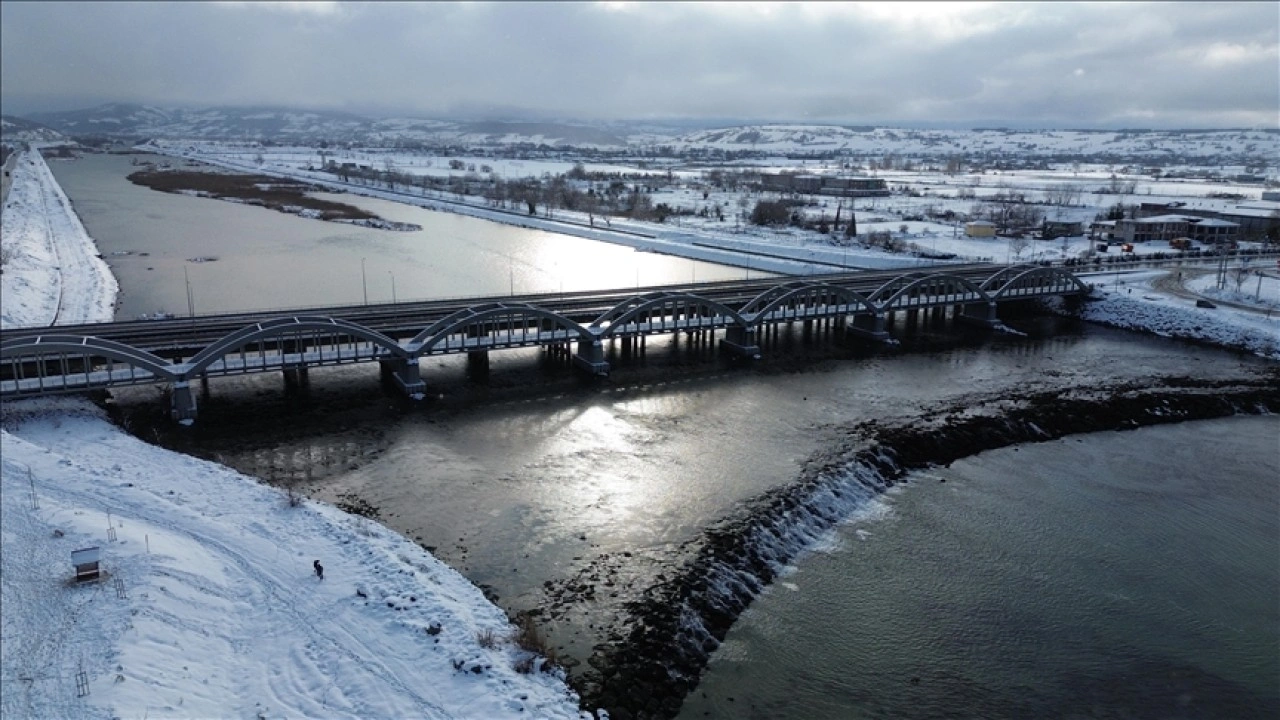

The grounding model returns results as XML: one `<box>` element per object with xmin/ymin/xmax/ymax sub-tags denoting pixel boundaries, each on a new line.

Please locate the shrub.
<box><xmin>750</xmin><ymin>200</ymin><xmax>791</xmax><ymax>226</ymax></box>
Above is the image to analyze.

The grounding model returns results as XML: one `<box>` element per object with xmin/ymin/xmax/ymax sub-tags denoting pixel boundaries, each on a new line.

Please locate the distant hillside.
<box><xmin>25</xmin><ymin>103</ymin><xmax>375</xmax><ymax>142</ymax></box>
<box><xmin>14</xmin><ymin>103</ymin><xmax>1279</xmax><ymax>164</ymax></box>
<box><xmin>0</xmin><ymin>114</ymin><xmax>67</xmax><ymax>143</ymax></box>
<box><xmin>664</xmin><ymin>124</ymin><xmax>1279</xmax><ymax>164</ymax></box>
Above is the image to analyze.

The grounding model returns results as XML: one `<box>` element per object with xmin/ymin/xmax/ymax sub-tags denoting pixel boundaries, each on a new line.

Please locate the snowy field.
<box><xmin>155</xmin><ymin>139</ymin><xmax>1278</xmax><ymax>276</ymax></box>
<box><xmin>1</xmin><ymin>147</ymin><xmax>591</xmax><ymax>720</ymax></box>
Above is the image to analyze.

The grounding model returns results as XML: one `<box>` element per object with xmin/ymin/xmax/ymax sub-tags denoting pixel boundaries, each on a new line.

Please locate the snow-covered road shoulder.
<box><xmin>1</xmin><ymin>399</ymin><xmax>588</xmax><ymax>719</ymax></box>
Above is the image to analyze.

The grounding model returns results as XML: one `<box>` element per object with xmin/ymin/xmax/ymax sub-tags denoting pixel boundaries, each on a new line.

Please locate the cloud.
<box><xmin>1</xmin><ymin>1</ymin><xmax>1275</xmax><ymax>128</ymax></box>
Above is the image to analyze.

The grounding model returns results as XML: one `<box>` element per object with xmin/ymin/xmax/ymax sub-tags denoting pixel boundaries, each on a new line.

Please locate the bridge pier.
<box><xmin>467</xmin><ymin>351</ymin><xmax>490</xmax><ymax>379</ymax></box>
<box><xmin>720</xmin><ymin>326</ymin><xmax>761</xmax><ymax>360</ymax></box>
<box><xmin>956</xmin><ymin>301</ymin><xmax>1001</xmax><ymax>329</ymax></box>
<box><xmin>379</xmin><ymin>357</ymin><xmax>426</xmax><ymax>399</ymax></box>
<box><xmin>573</xmin><ymin>338</ymin><xmax>609</xmax><ymax>376</ymax></box>
<box><xmin>848</xmin><ymin>312</ymin><xmax>891</xmax><ymax>341</ymax></box>
<box><xmin>283</xmin><ymin>366</ymin><xmax>310</xmax><ymax>392</ymax></box>
<box><xmin>170</xmin><ymin>381</ymin><xmax>198</xmax><ymax>423</ymax></box>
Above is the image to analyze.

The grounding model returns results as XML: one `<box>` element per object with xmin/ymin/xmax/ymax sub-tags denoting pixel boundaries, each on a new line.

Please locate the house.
<box><xmin>965</xmin><ymin>220</ymin><xmax>997</xmax><ymax>238</ymax></box>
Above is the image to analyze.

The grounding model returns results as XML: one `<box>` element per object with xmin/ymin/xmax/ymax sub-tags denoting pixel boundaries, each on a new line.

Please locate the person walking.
<box><xmin>313</xmin><ymin>560</ymin><xmax>324</xmax><ymax>580</ymax></box>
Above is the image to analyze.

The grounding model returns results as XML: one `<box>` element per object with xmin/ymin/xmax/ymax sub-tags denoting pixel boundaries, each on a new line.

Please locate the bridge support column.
<box><xmin>573</xmin><ymin>339</ymin><xmax>609</xmax><ymax>376</ymax></box>
<box><xmin>720</xmin><ymin>326</ymin><xmax>761</xmax><ymax>360</ymax></box>
<box><xmin>283</xmin><ymin>366</ymin><xmax>309</xmax><ymax>392</ymax></box>
<box><xmin>848</xmin><ymin>312</ymin><xmax>890</xmax><ymax>341</ymax></box>
<box><xmin>957</xmin><ymin>301</ymin><xmax>1000</xmax><ymax>329</ymax></box>
<box><xmin>170</xmin><ymin>381</ymin><xmax>198</xmax><ymax>423</ymax></box>
<box><xmin>467</xmin><ymin>351</ymin><xmax>490</xmax><ymax>379</ymax></box>
<box><xmin>379</xmin><ymin>357</ymin><xmax>426</xmax><ymax>399</ymax></box>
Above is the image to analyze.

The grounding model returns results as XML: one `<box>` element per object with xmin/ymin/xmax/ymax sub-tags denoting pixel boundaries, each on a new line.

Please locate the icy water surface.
<box><xmin>680</xmin><ymin>416</ymin><xmax>1280</xmax><ymax>720</ymax></box>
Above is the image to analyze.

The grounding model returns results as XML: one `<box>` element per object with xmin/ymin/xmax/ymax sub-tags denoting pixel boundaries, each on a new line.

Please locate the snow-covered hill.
<box><xmin>0</xmin><ymin>115</ymin><xmax>67</xmax><ymax>143</ymax></box>
<box><xmin>13</xmin><ymin>104</ymin><xmax>1279</xmax><ymax>162</ymax></box>
<box><xmin>664</xmin><ymin>124</ymin><xmax>1280</xmax><ymax>164</ymax></box>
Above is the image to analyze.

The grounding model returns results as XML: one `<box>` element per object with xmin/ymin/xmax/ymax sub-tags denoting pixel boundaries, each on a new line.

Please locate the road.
<box><xmin>1150</xmin><ymin>266</ymin><xmax>1279</xmax><ymax>316</ymax></box>
<box><xmin>0</xmin><ymin>147</ymin><xmax>19</xmax><ymax>206</ymax></box>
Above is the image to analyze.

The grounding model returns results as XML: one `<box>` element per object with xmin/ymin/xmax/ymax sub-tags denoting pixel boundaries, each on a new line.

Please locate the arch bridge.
<box><xmin>0</xmin><ymin>265</ymin><xmax>1089</xmax><ymax>421</ymax></box>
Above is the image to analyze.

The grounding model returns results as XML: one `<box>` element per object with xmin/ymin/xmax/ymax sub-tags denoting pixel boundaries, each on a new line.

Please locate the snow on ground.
<box><xmin>1069</xmin><ymin>267</ymin><xmax>1280</xmax><ymax>359</ymax></box>
<box><xmin>1</xmin><ymin>148</ymin><xmax>591</xmax><ymax>719</ymax></box>
<box><xmin>0</xmin><ymin>149</ymin><xmax>118</xmax><ymax>328</ymax></box>
<box><xmin>1</xmin><ymin>401</ymin><xmax>587</xmax><ymax>720</ymax></box>
<box><xmin>1187</xmin><ymin>267</ymin><xmax>1280</xmax><ymax>311</ymax></box>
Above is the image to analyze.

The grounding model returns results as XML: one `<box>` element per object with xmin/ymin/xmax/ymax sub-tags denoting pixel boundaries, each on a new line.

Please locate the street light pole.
<box><xmin>389</xmin><ymin>271</ymin><xmax>396</xmax><ymax>303</ymax></box>
<box><xmin>184</xmin><ymin>265</ymin><xmax>195</xmax><ymax>318</ymax></box>
<box><xmin>361</xmin><ymin>257</ymin><xmax>368</xmax><ymax>305</ymax></box>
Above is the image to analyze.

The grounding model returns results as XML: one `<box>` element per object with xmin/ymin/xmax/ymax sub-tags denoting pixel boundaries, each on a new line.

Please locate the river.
<box><xmin>50</xmin><ymin>150</ymin><xmax>1280</xmax><ymax>719</ymax></box>
<box><xmin>47</xmin><ymin>152</ymin><xmax>745</xmax><ymax>319</ymax></box>
<box><xmin>678</xmin><ymin>415</ymin><xmax>1279</xmax><ymax>720</ymax></box>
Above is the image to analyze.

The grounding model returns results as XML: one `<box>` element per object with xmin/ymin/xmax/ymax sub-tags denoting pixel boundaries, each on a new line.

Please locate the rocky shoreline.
<box><xmin>573</xmin><ymin>373</ymin><xmax>1280</xmax><ymax>720</ymax></box>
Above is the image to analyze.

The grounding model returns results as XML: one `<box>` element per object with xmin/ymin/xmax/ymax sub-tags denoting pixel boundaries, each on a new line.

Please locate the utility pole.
<box><xmin>184</xmin><ymin>265</ymin><xmax>195</xmax><ymax>318</ymax></box>
<box><xmin>361</xmin><ymin>257</ymin><xmax>368</xmax><ymax>305</ymax></box>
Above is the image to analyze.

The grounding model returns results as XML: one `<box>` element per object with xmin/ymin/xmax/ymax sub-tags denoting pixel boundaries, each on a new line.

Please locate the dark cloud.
<box><xmin>1</xmin><ymin>1</ymin><xmax>1275</xmax><ymax>128</ymax></box>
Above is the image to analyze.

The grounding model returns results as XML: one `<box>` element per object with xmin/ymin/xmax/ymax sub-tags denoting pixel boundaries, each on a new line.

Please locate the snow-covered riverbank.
<box><xmin>0</xmin><ymin>148</ymin><xmax>117</xmax><ymax>328</ymax></box>
<box><xmin>0</xmin><ymin>148</ymin><xmax>591</xmax><ymax>719</ymax></box>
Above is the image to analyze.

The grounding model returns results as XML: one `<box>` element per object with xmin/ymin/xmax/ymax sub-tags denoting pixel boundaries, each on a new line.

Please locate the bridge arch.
<box><xmin>590</xmin><ymin>292</ymin><xmax>748</xmax><ymax>338</ymax></box>
<box><xmin>411</xmin><ymin>303</ymin><xmax>591</xmax><ymax>354</ymax></box>
<box><xmin>876</xmin><ymin>274</ymin><xmax>992</xmax><ymax>311</ymax></box>
<box><xmin>986</xmin><ymin>266</ymin><xmax>1091</xmax><ymax>300</ymax></box>
<box><xmin>743</xmin><ymin>283</ymin><xmax>879</xmax><ymax>321</ymax></box>
<box><xmin>978</xmin><ymin>264</ymin><xmax>1042</xmax><ymax>292</ymax></box>
<box><xmin>866</xmin><ymin>272</ymin><xmax>930</xmax><ymax>304</ymax></box>
<box><xmin>1</xmin><ymin>334</ymin><xmax>179</xmax><ymax>384</ymax></box>
<box><xmin>183</xmin><ymin>316</ymin><xmax>407</xmax><ymax>379</ymax></box>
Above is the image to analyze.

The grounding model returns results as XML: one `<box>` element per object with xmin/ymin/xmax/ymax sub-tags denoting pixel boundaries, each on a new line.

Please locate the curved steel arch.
<box><xmin>184</xmin><ymin>316</ymin><xmax>408</xmax><ymax>379</ymax></box>
<box><xmin>588</xmin><ymin>291</ymin><xmax>695</xmax><ymax>328</ymax></box>
<box><xmin>866</xmin><ymin>272</ymin><xmax>930</xmax><ymax>303</ymax></box>
<box><xmin>987</xmin><ymin>266</ymin><xmax>1090</xmax><ymax>301</ymax></box>
<box><xmin>978</xmin><ymin>264</ymin><xmax>1042</xmax><ymax>292</ymax></box>
<box><xmin>590</xmin><ymin>293</ymin><xmax>748</xmax><ymax>337</ymax></box>
<box><xmin>877</xmin><ymin>274</ymin><xmax>992</xmax><ymax>311</ymax></box>
<box><xmin>413</xmin><ymin>303</ymin><xmax>592</xmax><ymax>354</ymax></box>
<box><xmin>1</xmin><ymin>334</ymin><xmax>179</xmax><ymax>382</ymax></box>
<box><xmin>744</xmin><ymin>283</ymin><xmax>879</xmax><ymax>320</ymax></box>
<box><xmin>737</xmin><ymin>281</ymin><xmax>837</xmax><ymax>316</ymax></box>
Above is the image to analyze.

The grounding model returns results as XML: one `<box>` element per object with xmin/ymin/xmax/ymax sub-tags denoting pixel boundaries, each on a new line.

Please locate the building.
<box><xmin>1042</xmin><ymin>220</ymin><xmax>1084</xmax><ymax>239</ymax></box>
<box><xmin>965</xmin><ymin>220</ymin><xmax>997</xmax><ymax>238</ymax></box>
<box><xmin>1114</xmin><ymin>214</ymin><xmax>1239</xmax><ymax>245</ymax></box>
<box><xmin>1138</xmin><ymin>201</ymin><xmax>1277</xmax><ymax>241</ymax></box>
<box><xmin>759</xmin><ymin>173</ymin><xmax>890</xmax><ymax>198</ymax></box>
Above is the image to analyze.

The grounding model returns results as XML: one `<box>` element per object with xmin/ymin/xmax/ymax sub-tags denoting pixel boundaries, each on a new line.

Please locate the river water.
<box><xmin>47</xmin><ymin>152</ymin><xmax>745</xmax><ymax>319</ymax></box>
<box><xmin>678</xmin><ymin>416</ymin><xmax>1279</xmax><ymax>720</ymax></box>
<box><xmin>50</xmin><ymin>151</ymin><xmax>1280</xmax><ymax>717</ymax></box>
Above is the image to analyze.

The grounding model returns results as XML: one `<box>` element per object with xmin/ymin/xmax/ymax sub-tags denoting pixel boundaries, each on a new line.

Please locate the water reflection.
<box><xmin>48</xmin><ymin>153</ymin><xmax>748</xmax><ymax>318</ymax></box>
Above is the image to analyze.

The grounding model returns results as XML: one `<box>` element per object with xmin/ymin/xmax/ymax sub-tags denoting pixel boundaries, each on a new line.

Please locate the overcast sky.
<box><xmin>2</xmin><ymin>1</ymin><xmax>1276</xmax><ymax>128</ymax></box>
